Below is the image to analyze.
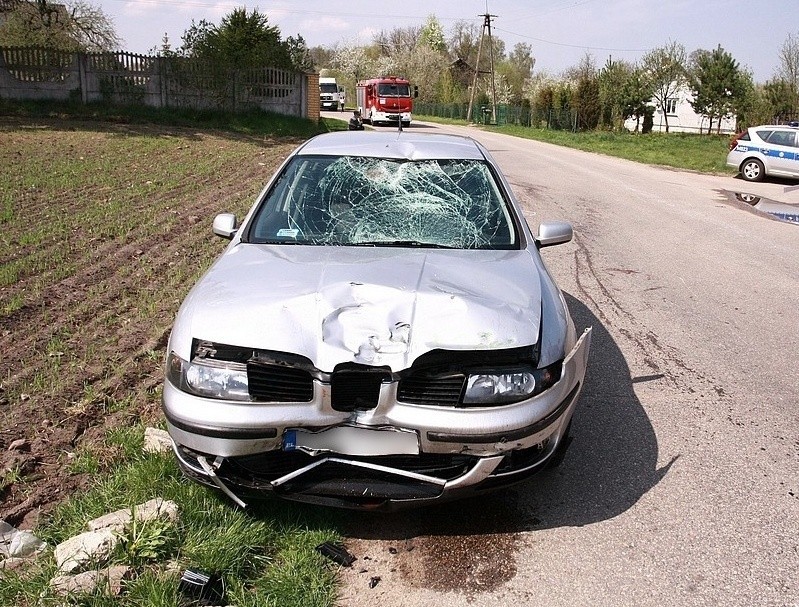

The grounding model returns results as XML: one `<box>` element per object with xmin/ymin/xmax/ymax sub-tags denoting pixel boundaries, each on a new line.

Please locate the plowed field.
<box><xmin>0</xmin><ymin>117</ymin><xmax>298</xmax><ymax>528</ymax></box>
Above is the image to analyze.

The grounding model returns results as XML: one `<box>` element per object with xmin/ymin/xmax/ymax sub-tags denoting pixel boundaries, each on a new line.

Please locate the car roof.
<box><xmin>752</xmin><ymin>124</ymin><xmax>799</xmax><ymax>130</ymax></box>
<box><xmin>296</xmin><ymin>131</ymin><xmax>487</xmax><ymax>161</ymax></box>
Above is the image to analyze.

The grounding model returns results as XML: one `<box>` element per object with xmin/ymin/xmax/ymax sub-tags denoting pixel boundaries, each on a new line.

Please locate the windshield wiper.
<box><xmin>352</xmin><ymin>240</ymin><xmax>457</xmax><ymax>249</ymax></box>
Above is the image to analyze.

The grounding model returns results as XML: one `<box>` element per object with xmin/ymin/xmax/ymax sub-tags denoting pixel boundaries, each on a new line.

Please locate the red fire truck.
<box><xmin>356</xmin><ymin>77</ymin><xmax>418</xmax><ymax>126</ymax></box>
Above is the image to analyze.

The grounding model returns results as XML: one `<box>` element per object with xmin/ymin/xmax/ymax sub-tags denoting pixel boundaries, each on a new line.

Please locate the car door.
<box><xmin>762</xmin><ymin>129</ymin><xmax>799</xmax><ymax>177</ymax></box>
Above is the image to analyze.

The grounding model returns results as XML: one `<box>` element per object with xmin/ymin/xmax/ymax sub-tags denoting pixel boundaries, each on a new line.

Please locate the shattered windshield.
<box><xmin>248</xmin><ymin>155</ymin><xmax>518</xmax><ymax>249</ymax></box>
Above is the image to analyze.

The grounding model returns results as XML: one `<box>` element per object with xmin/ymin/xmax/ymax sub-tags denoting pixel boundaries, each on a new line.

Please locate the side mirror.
<box><xmin>536</xmin><ymin>221</ymin><xmax>573</xmax><ymax>248</ymax></box>
<box><xmin>413</xmin><ymin>85</ymin><xmax>419</xmax><ymax>98</ymax></box>
<box><xmin>212</xmin><ymin>213</ymin><xmax>238</xmax><ymax>240</ymax></box>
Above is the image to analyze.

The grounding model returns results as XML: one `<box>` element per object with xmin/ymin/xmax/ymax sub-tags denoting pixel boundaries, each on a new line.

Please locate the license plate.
<box><xmin>283</xmin><ymin>426</ymin><xmax>419</xmax><ymax>456</ymax></box>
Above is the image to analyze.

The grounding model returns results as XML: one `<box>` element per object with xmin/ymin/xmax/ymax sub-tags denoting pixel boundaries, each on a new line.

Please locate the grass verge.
<box><xmin>1</xmin><ymin>425</ymin><xmax>342</xmax><ymax>607</ymax></box>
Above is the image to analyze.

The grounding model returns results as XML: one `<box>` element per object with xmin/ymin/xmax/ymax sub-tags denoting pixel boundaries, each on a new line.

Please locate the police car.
<box><xmin>726</xmin><ymin>123</ymin><xmax>799</xmax><ymax>182</ymax></box>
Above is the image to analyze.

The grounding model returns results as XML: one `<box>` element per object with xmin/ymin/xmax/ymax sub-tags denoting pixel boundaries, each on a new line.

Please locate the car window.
<box><xmin>248</xmin><ymin>155</ymin><xmax>518</xmax><ymax>249</ymax></box>
<box><xmin>765</xmin><ymin>130</ymin><xmax>797</xmax><ymax>147</ymax></box>
<box><xmin>755</xmin><ymin>130</ymin><xmax>774</xmax><ymax>142</ymax></box>
<box><xmin>377</xmin><ymin>83</ymin><xmax>410</xmax><ymax>97</ymax></box>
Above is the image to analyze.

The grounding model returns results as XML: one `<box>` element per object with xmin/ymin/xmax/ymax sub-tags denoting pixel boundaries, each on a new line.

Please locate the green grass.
<box><xmin>0</xmin><ymin>429</ymin><xmax>342</xmax><ymax>607</ymax></box>
<box><xmin>415</xmin><ymin>113</ymin><xmax>734</xmax><ymax>174</ymax></box>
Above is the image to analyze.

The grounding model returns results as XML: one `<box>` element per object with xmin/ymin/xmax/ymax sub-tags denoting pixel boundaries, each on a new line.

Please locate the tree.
<box><xmin>0</xmin><ymin>0</ymin><xmax>119</xmax><ymax>51</ymax></box>
<box><xmin>763</xmin><ymin>78</ymin><xmax>797</xmax><ymax>121</ymax></box>
<box><xmin>598</xmin><ymin>57</ymin><xmax>633</xmax><ymax>130</ymax></box>
<box><xmin>448</xmin><ymin>19</ymin><xmax>504</xmax><ymax>69</ymax></box>
<box><xmin>776</xmin><ymin>32</ymin><xmax>799</xmax><ymax>118</ymax></box>
<box><xmin>688</xmin><ymin>45</ymin><xmax>748</xmax><ymax>133</ymax></box>
<box><xmin>565</xmin><ymin>51</ymin><xmax>597</xmax><ymax>82</ymax></box>
<box><xmin>641</xmin><ymin>41</ymin><xmax>687</xmax><ymax>133</ymax></box>
<box><xmin>449</xmin><ymin>20</ymin><xmax>481</xmax><ymax>65</ymax></box>
<box><xmin>418</xmin><ymin>14</ymin><xmax>446</xmax><ymax>53</ymax></box>
<box><xmin>179</xmin><ymin>8</ymin><xmax>291</xmax><ymax>70</ymax></box>
<box><xmin>619</xmin><ymin>66</ymin><xmax>652</xmax><ymax>132</ymax></box>
<box><xmin>532</xmin><ymin>80</ymin><xmax>555</xmax><ymax>127</ymax></box>
<box><xmin>309</xmin><ymin>46</ymin><xmax>334</xmax><ymax>71</ymax></box>
<box><xmin>285</xmin><ymin>34</ymin><xmax>313</xmax><ymax>71</ymax></box>
<box><xmin>398</xmin><ymin>44</ymin><xmax>449</xmax><ymax>102</ymax></box>
<box><xmin>574</xmin><ymin>72</ymin><xmax>601</xmax><ymax>130</ymax></box>
<box><xmin>373</xmin><ymin>26</ymin><xmax>420</xmax><ymax>57</ymax></box>
<box><xmin>496</xmin><ymin>42</ymin><xmax>535</xmax><ymax>104</ymax></box>
<box><xmin>332</xmin><ymin>43</ymin><xmax>374</xmax><ymax>83</ymax></box>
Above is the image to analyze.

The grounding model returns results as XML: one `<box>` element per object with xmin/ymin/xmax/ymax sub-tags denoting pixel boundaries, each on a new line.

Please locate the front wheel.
<box><xmin>740</xmin><ymin>158</ymin><xmax>765</xmax><ymax>182</ymax></box>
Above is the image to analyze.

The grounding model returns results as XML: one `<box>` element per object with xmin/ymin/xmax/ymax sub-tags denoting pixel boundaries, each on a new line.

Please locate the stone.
<box><xmin>49</xmin><ymin>565</ymin><xmax>133</xmax><ymax>597</ymax></box>
<box><xmin>1</xmin><ymin>520</ymin><xmax>46</xmax><ymax>558</ymax></box>
<box><xmin>87</xmin><ymin>498</ymin><xmax>179</xmax><ymax>532</ymax></box>
<box><xmin>7</xmin><ymin>439</ymin><xmax>29</xmax><ymax>452</ymax></box>
<box><xmin>54</xmin><ymin>528</ymin><xmax>118</xmax><ymax>574</ymax></box>
<box><xmin>143</xmin><ymin>427</ymin><xmax>173</xmax><ymax>454</ymax></box>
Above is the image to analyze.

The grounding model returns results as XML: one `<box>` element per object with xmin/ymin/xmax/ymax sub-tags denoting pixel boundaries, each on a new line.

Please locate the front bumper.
<box><xmin>163</xmin><ymin>329</ymin><xmax>591</xmax><ymax>509</ymax></box>
<box><xmin>372</xmin><ymin>110</ymin><xmax>412</xmax><ymax>124</ymax></box>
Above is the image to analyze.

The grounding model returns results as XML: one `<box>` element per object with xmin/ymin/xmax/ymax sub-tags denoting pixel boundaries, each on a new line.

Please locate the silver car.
<box><xmin>162</xmin><ymin>131</ymin><xmax>592</xmax><ymax>510</ymax></box>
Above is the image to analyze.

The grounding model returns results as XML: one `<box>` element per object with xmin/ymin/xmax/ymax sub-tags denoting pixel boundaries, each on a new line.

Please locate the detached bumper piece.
<box><xmin>174</xmin><ymin>438</ymin><xmax>557</xmax><ymax>509</ymax></box>
<box><xmin>272</xmin><ymin>458</ymin><xmax>447</xmax><ymax>506</ymax></box>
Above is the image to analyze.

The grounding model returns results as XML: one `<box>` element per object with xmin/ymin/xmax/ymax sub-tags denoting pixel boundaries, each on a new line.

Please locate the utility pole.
<box><xmin>466</xmin><ymin>11</ymin><xmax>499</xmax><ymax>124</ymax></box>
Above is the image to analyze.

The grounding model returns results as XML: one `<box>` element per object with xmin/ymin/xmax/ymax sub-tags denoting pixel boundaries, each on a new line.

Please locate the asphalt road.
<box><xmin>326</xmin><ymin>115</ymin><xmax>799</xmax><ymax>607</ymax></box>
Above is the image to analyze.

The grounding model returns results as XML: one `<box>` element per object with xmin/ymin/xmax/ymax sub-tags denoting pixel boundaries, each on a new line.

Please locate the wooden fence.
<box><xmin>0</xmin><ymin>47</ymin><xmax>318</xmax><ymax>120</ymax></box>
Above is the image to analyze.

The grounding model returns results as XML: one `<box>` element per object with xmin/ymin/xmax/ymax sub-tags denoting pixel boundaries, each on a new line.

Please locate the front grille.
<box><xmin>330</xmin><ymin>368</ymin><xmax>390</xmax><ymax>411</ymax></box>
<box><xmin>247</xmin><ymin>362</ymin><xmax>314</xmax><ymax>402</ymax></box>
<box><xmin>397</xmin><ymin>373</ymin><xmax>465</xmax><ymax>405</ymax></box>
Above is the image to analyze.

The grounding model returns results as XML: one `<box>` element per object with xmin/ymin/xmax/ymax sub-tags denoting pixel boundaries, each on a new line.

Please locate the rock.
<box><xmin>49</xmin><ymin>565</ymin><xmax>133</xmax><ymax>597</ymax></box>
<box><xmin>7</xmin><ymin>439</ymin><xmax>29</xmax><ymax>452</ymax></box>
<box><xmin>54</xmin><ymin>528</ymin><xmax>118</xmax><ymax>574</ymax></box>
<box><xmin>143</xmin><ymin>427</ymin><xmax>173</xmax><ymax>454</ymax></box>
<box><xmin>87</xmin><ymin>498</ymin><xmax>179</xmax><ymax>532</ymax></box>
<box><xmin>1</xmin><ymin>520</ymin><xmax>46</xmax><ymax>558</ymax></box>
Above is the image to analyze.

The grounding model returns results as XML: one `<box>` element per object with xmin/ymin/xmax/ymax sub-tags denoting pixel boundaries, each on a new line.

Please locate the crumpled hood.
<box><xmin>172</xmin><ymin>245</ymin><xmax>544</xmax><ymax>372</ymax></box>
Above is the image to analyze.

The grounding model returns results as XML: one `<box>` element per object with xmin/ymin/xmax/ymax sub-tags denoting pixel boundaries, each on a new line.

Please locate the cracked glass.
<box><xmin>249</xmin><ymin>155</ymin><xmax>517</xmax><ymax>249</ymax></box>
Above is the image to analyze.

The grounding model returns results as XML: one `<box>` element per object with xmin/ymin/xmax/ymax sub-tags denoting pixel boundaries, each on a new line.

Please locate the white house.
<box><xmin>625</xmin><ymin>84</ymin><xmax>737</xmax><ymax>134</ymax></box>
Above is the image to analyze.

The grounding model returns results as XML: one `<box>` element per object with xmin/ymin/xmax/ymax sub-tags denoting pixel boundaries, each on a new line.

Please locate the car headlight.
<box><xmin>166</xmin><ymin>351</ymin><xmax>250</xmax><ymax>401</ymax></box>
<box><xmin>462</xmin><ymin>362</ymin><xmax>562</xmax><ymax>405</ymax></box>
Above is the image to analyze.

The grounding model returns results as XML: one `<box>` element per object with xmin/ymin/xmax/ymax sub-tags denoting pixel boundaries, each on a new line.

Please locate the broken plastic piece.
<box><xmin>197</xmin><ymin>455</ymin><xmax>247</xmax><ymax>509</ymax></box>
<box><xmin>177</xmin><ymin>568</ymin><xmax>225</xmax><ymax>606</ymax></box>
<box><xmin>316</xmin><ymin>542</ymin><xmax>355</xmax><ymax>567</ymax></box>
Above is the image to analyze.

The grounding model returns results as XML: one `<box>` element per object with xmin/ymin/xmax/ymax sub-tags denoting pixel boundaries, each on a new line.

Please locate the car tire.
<box><xmin>740</xmin><ymin>158</ymin><xmax>765</xmax><ymax>182</ymax></box>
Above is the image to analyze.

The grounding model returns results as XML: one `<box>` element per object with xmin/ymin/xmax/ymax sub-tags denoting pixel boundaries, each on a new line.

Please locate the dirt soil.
<box><xmin>0</xmin><ymin>117</ymin><xmax>298</xmax><ymax>529</ymax></box>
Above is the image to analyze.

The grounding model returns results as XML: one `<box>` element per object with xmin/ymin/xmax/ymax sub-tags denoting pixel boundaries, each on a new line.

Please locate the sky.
<box><xmin>95</xmin><ymin>0</ymin><xmax>796</xmax><ymax>83</ymax></box>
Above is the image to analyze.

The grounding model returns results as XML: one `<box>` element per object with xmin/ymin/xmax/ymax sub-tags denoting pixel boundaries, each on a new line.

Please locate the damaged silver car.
<box><xmin>162</xmin><ymin>131</ymin><xmax>591</xmax><ymax>510</ymax></box>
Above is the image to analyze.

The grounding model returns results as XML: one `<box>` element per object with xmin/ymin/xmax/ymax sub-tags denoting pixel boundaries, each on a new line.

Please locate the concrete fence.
<box><xmin>0</xmin><ymin>47</ymin><xmax>320</xmax><ymax>121</ymax></box>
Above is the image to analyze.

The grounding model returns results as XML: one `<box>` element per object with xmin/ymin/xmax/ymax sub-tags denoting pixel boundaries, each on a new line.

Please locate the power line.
<box><xmin>493</xmin><ymin>26</ymin><xmax>650</xmax><ymax>53</ymax></box>
<box><xmin>102</xmin><ymin>0</ymin><xmax>468</xmax><ymax>24</ymax></box>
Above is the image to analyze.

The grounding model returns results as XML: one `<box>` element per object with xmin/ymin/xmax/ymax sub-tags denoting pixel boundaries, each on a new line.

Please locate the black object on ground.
<box><xmin>316</xmin><ymin>542</ymin><xmax>356</xmax><ymax>567</ymax></box>
<box><xmin>178</xmin><ymin>568</ymin><xmax>226</xmax><ymax>606</ymax></box>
